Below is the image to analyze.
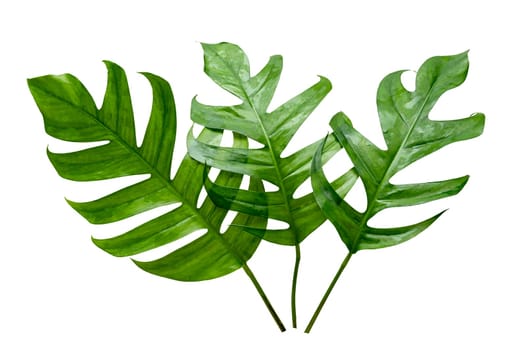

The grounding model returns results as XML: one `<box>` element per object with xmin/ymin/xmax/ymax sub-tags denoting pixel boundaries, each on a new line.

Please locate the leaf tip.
<box><xmin>200</xmin><ymin>41</ymin><xmax>239</xmax><ymax>52</ymax></box>
<box><xmin>270</xmin><ymin>54</ymin><xmax>283</xmax><ymax>61</ymax></box>
<box><xmin>27</xmin><ymin>75</ymin><xmax>44</xmax><ymax>96</ymax></box>
<box><xmin>329</xmin><ymin>111</ymin><xmax>352</xmax><ymax>130</ymax></box>
<box><xmin>65</xmin><ymin>197</ymin><xmax>81</xmax><ymax>211</ymax></box>
<box><xmin>91</xmin><ymin>236</ymin><xmax>129</xmax><ymax>257</ymax></box>
<box><xmin>199</xmin><ymin>41</ymin><xmax>211</xmax><ymax>49</ymax></box>
<box><xmin>138</xmin><ymin>70</ymin><xmax>160</xmax><ymax>82</ymax></box>
<box><xmin>473</xmin><ymin>112</ymin><xmax>486</xmax><ymax>133</ymax></box>
<box><xmin>102</xmin><ymin>60</ymin><xmax>125</xmax><ymax>75</ymax></box>
<box><xmin>91</xmin><ymin>235</ymin><xmax>103</xmax><ymax>248</ymax></box>
<box><xmin>26</xmin><ymin>76</ymin><xmax>35</xmax><ymax>87</ymax></box>
<box><xmin>316</xmin><ymin>75</ymin><xmax>333</xmax><ymax>91</ymax></box>
<box><xmin>131</xmin><ymin>257</ymin><xmax>148</xmax><ymax>271</ymax></box>
<box><xmin>452</xmin><ymin>50</ymin><xmax>470</xmax><ymax>68</ymax></box>
<box><xmin>200</xmin><ymin>42</ymin><xmax>219</xmax><ymax>59</ymax></box>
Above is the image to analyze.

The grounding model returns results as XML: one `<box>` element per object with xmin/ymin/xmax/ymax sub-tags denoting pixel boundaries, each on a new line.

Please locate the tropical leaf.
<box><xmin>306</xmin><ymin>52</ymin><xmax>485</xmax><ymax>332</ymax></box>
<box><xmin>189</xmin><ymin>43</ymin><xmax>355</xmax><ymax>245</ymax></box>
<box><xmin>28</xmin><ymin>61</ymin><xmax>285</xmax><ymax>331</ymax></box>
<box><xmin>187</xmin><ymin>42</ymin><xmax>357</xmax><ymax>327</ymax></box>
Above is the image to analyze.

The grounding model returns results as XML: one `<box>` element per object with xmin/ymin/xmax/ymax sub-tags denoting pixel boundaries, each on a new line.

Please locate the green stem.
<box><xmin>304</xmin><ymin>252</ymin><xmax>352</xmax><ymax>333</ymax></box>
<box><xmin>291</xmin><ymin>243</ymin><xmax>301</xmax><ymax>328</ymax></box>
<box><xmin>242</xmin><ymin>263</ymin><xmax>286</xmax><ymax>332</ymax></box>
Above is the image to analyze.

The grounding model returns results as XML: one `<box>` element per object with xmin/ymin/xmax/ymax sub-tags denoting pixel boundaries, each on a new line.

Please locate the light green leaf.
<box><xmin>189</xmin><ymin>42</ymin><xmax>353</xmax><ymax>245</ymax></box>
<box><xmin>188</xmin><ymin>42</ymin><xmax>356</xmax><ymax>327</ymax></box>
<box><xmin>313</xmin><ymin>52</ymin><xmax>485</xmax><ymax>253</ymax></box>
<box><xmin>306</xmin><ymin>52</ymin><xmax>485</xmax><ymax>332</ymax></box>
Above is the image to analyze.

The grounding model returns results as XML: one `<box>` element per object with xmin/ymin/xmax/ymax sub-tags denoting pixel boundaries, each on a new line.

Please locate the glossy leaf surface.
<box><xmin>28</xmin><ymin>62</ymin><xmax>265</xmax><ymax>281</ymax></box>
<box><xmin>188</xmin><ymin>42</ymin><xmax>356</xmax><ymax>246</ymax></box>
<box><xmin>312</xmin><ymin>52</ymin><xmax>485</xmax><ymax>253</ymax></box>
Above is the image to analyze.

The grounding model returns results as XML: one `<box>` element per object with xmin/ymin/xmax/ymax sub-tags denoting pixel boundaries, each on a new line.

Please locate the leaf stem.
<box><xmin>291</xmin><ymin>243</ymin><xmax>301</xmax><ymax>328</ymax></box>
<box><xmin>242</xmin><ymin>263</ymin><xmax>286</xmax><ymax>332</ymax></box>
<box><xmin>304</xmin><ymin>252</ymin><xmax>352</xmax><ymax>333</ymax></box>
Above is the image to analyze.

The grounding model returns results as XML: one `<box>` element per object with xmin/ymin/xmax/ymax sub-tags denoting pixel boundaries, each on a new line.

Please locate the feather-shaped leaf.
<box><xmin>28</xmin><ymin>62</ymin><xmax>268</xmax><ymax>281</ymax></box>
<box><xmin>312</xmin><ymin>52</ymin><xmax>484</xmax><ymax>253</ymax></box>
<box><xmin>306</xmin><ymin>52</ymin><xmax>485</xmax><ymax>333</ymax></box>
<box><xmin>188</xmin><ymin>42</ymin><xmax>355</xmax><ymax>245</ymax></box>
<box><xmin>29</xmin><ymin>61</ymin><xmax>288</xmax><ymax>331</ymax></box>
<box><xmin>187</xmin><ymin>42</ymin><xmax>357</xmax><ymax>327</ymax></box>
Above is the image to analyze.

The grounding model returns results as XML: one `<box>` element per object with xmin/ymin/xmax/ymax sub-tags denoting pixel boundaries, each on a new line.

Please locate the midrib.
<box><xmin>350</xmin><ymin>84</ymin><xmax>436</xmax><ymax>250</ymax></box>
<box><xmin>232</xmin><ymin>73</ymin><xmax>300</xmax><ymax>243</ymax></box>
<box><xmin>44</xmin><ymin>85</ymin><xmax>245</xmax><ymax>260</ymax></box>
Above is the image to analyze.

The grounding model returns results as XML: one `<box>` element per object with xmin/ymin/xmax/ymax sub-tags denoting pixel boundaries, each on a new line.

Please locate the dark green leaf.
<box><xmin>28</xmin><ymin>62</ymin><xmax>265</xmax><ymax>281</ymax></box>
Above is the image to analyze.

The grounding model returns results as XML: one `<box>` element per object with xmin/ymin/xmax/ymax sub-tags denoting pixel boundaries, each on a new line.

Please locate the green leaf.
<box><xmin>189</xmin><ymin>42</ymin><xmax>354</xmax><ymax>245</ymax></box>
<box><xmin>28</xmin><ymin>61</ymin><xmax>267</xmax><ymax>281</ymax></box>
<box><xmin>306</xmin><ymin>52</ymin><xmax>485</xmax><ymax>332</ymax></box>
<box><xmin>188</xmin><ymin>42</ymin><xmax>356</xmax><ymax>327</ymax></box>
<box><xmin>313</xmin><ymin>52</ymin><xmax>485</xmax><ymax>253</ymax></box>
<box><xmin>29</xmin><ymin>60</ymin><xmax>288</xmax><ymax>331</ymax></box>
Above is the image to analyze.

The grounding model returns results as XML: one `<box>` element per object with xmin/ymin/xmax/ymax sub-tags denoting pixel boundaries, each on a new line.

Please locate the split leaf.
<box><xmin>187</xmin><ymin>42</ymin><xmax>356</xmax><ymax>327</ymax></box>
<box><xmin>28</xmin><ymin>61</ymin><xmax>285</xmax><ymax>331</ymax></box>
<box><xmin>306</xmin><ymin>52</ymin><xmax>485</xmax><ymax>332</ymax></box>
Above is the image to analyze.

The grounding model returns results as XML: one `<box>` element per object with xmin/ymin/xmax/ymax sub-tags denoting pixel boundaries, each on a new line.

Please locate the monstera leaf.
<box><xmin>28</xmin><ymin>46</ymin><xmax>484</xmax><ymax>333</ymax></box>
<box><xmin>187</xmin><ymin>42</ymin><xmax>356</xmax><ymax>327</ymax></box>
<box><xmin>28</xmin><ymin>61</ymin><xmax>285</xmax><ymax>331</ymax></box>
<box><xmin>306</xmin><ymin>52</ymin><xmax>485</xmax><ymax>332</ymax></box>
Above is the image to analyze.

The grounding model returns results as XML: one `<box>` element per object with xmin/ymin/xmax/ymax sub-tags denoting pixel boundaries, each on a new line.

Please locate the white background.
<box><xmin>1</xmin><ymin>1</ymin><xmax>524</xmax><ymax>349</ymax></box>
